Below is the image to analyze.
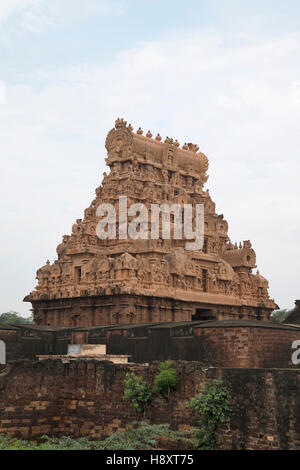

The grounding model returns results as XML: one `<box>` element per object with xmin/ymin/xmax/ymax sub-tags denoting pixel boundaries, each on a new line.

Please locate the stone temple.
<box><xmin>24</xmin><ymin>118</ymin><xmax>277</xmax><ymax>327</ymax></box>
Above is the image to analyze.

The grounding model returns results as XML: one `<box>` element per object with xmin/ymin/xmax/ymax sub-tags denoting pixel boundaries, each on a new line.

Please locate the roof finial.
<box><xmin>115</xmin><ymin>117</ymin><xmax>127</xmax><ymax>129</ymax></box>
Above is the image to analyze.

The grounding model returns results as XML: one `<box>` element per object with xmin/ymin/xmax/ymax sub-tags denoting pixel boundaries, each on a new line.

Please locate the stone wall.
<box><xmin>0</xmin><ymin>359</ymin><xmax>299</xmax><ymax>449</ymax></box>
<box><xmin>106</xmin><ymin>322</ymin><xmax>300</xmax><ymax>368</ymax></box>
<box><xmin>0</xmin><ymin>328</ymin><xmax>24</xmax><ymax>361</ymax></box>
<box><xmin>0</xmin><ymin>326</ymin><xmax>61</xmax><ymax>361</ymax></box>
<box><xmin>2</xmin><ymin>321</ymin><xmax>300</xmax><ymax>369</ymax></box>
<box><xmin>193</xmin><ymin>325</ymin><xmax>300</xmax><ymax>368</ymax></box>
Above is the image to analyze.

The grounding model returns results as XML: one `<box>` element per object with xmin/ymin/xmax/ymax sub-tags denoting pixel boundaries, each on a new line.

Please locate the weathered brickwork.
<box><xmin>0</xmin><ymin>328</ymin><xmax>24</xmax><ymax>361</ymax></box>
<box><xmin>2</xmin><ymin>321</ymin><xmax>300</xmax><ymax>368</ymax></box>
<box><xmin>193</xmin><ymin>325</ymin><xmax>300</xmax><ymax>368</ymax></box>
<box><xmin>106</xmin><ymin>321</ymin><xmax>300</xmax><ymax>368</ymax></box>
<box><xmin>0</xmin><ymin>360</ymin><xmax>299</xmax><ymax>449</ymax></box>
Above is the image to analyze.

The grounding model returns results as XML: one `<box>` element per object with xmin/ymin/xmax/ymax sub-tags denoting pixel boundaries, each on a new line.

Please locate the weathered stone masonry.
<box><xmin>2</xmin><ymin>320</ymin><xmax>300</xmax><ymax>369</ymax></box>
<box><xmin>0</xmin><ymin>360</ymin><xmax>300</xmax><ymax>450</ymax></box>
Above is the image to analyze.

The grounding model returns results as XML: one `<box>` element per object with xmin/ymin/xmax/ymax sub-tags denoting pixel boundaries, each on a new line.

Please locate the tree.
<box><xmin>124</xmin><ymin>372</ymin><xmax>153</xmax><ymax>413</ymax></box>
<box><xmin>270</xmin><ymin>309</ymin><xmax>292</xmax><ymax>323</ymax></box>
<box><xmin>0</xmin><ymin>311</ymin><xmax>33</xmax><ymax>325</ymax></box>
<box><xmin>189</xmin><ymin>379</ymin><xmax>231</xmax><ymax>450</ymax></box>
<box><xmin>153</xmin><ymin>361</ymin><xmax>179</xmax><ymax>398</ymax></box>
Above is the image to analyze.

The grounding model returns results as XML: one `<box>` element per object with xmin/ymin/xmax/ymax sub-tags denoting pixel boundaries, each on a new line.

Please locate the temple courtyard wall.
<box><xmin>0</xmin><ymin>359</ymin><xmax>299</xmax><ymax>450</ymax></box>
<box><xmin>1</xmin><ymin>321</ymin><xmax>300</xmax><ymax>369</ymax></box>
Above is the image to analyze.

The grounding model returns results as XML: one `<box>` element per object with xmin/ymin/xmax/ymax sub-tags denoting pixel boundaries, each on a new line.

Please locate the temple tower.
<box><xmin>24</xmin><ymin>119</ymin><xmax>277</xmax><ymax>326</ymax></box>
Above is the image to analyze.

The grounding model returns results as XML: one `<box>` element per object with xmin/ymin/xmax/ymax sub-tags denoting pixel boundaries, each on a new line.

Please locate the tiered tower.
<box><xmin>24</xmin><ymin>119</ymin><xmax>277</xmax><ymax>326</ymax></box>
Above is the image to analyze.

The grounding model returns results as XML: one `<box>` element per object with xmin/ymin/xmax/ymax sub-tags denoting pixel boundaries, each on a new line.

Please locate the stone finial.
<box><xmin>155</xmin><ymin>133</ymin><xmax>162</xmax><ymax>141</ymax></box>
<box><xmin>115</xmin><ymin>118</ymin><xmax>127</xmax><ymax>129</ymax></box>
<box><xmin>243</xmin><ymin>240</ymin><xmax>252</xmax><ymax>249</ymax></box>
<box><xmin>137</xmin><ymin>127</ymin><xmax>143</xmax><ymax>135</ymax></box>
<box><xmin>164</xmin><ymin>136</ymin><xmax>173</xmax><ymax>144</ymax></box>
<box><xmin>127</xmin><ymin>123</ymin><xmax>133</xmax><ymax>131</ymax></box>
<box><xmin>146</xmin><ymin>130</ymin><xmax>152</xmax><ymax>138</ymax></box>
<box><xmin>182</xmin><ymin>143</ymin><xmax>188</xmax><ymax>150</ymax></box>
<box><xmin>175</xmin><ymin>139</ymin><xmax>180</xmax><ymax>147</ymax></box>
<box><xmin>187</xmin><ymin>143</ymin><xmax>199</xmax><ymax>153</ymax></box>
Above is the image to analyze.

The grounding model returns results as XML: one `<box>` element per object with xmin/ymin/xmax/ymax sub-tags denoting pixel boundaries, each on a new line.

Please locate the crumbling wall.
<box><xmin>0</xmin><ymin>359</ymin><xmax>299</xmax><ymax>449</ymax></box>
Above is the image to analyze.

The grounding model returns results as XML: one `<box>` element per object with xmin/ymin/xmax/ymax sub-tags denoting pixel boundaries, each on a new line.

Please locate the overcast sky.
<box><xmin>0</xmin><ymin>0</ymin><xmax>299</xmax><ymax>317</ymax></box>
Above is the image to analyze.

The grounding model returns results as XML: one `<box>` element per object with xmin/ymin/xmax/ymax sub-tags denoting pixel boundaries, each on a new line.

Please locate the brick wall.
<box><xmin>107</xmin><ymin>323</ymin><xmax>300</xmax><ymax>368</ymax></box>
<box><xmin>2</xmin><ymin>322</ymin><xmax>300</xmax><ymax>368</ymax></box>
<box><xmin>0</xmin><ymin>329</ymin><xmax>24</xmax><ymax>361</ymax></box>
<box><xmin>0</xmin><ymin>359</ymin><xmax>299</xmax><ymax>449</ymax></box>
<box><xmin>193</xmin><ymin>326</ymin><xmax>300</xmax><ymax>368</ymax></box>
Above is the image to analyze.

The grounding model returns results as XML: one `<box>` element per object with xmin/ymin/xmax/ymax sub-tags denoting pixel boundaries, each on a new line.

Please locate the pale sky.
<box><xmin>0</xmin><ymin>0</ymin><xmax>300</xmax><ymax>316</ymax></box>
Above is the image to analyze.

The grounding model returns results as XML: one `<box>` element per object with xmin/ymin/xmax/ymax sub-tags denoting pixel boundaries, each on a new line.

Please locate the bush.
<box><xmin>189</xmin><ymin>379</ymin><xmax>231</xmax><ymax>450</ymax></box>
<box><xmin>123</xmin><ymin>372</ymin><xmax>152</xmax><ymax>413</ymax></box>
<box><xmin>0</xmin><ymin>422</ymin><xmax>196</xmax><ymax>450</ymax></box>
<box><xmin>157</xmin><ymin>360</ymin><xmax>174</xmax><ymax>371</ymax></box>
<box><xmin>97</xmin><ymin>421</ymin><xmax>194</xmax><ymax>450</ymax></box>
<box><xmin>153</xmin><ymin>361</ymin><xmax>179</xmax><ymax>398</ymax></box>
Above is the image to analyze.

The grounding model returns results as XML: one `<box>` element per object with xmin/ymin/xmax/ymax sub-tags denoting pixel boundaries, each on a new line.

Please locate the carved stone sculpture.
<box><xmin>24</xmin><ymin>119</ymin><xmax>278</xmax><ymax>326</ymax></box>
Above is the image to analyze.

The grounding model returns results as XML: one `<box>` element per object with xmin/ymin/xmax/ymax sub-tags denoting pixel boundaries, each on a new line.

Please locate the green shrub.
<box><xmin>123</xmin><ymin>372</ymin><xmax>152</xmax><ymax>413</ymax></box>
<box><xmin>157</xmin><ymin>360</ymin><xmax>174</xmax><ymax>371</ymax></box>
<box><xmin>0</xmin><ymin>422</ymin><xmax>196</xmax><ymax>450</ymax></box>
<box><xmin>189</xmin><ymin>379</ymin><xmax>231</xmax><ymax>450</ymax></box>
<box><xmin>98</xmin><ymin>421</ymin><xmax>194</xmax><ymax>450</ymax></box>
<box><xmin>153</xmin><ymin>361</ymin><xmax>179</xmax><ymax>397</ymax></box>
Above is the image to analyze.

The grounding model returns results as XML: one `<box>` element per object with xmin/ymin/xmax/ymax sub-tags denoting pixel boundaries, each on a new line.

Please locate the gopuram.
<box><xmin>24</xmin><ymin>119</ymin><xmax>277</xmax><ymax>326</ymax></box>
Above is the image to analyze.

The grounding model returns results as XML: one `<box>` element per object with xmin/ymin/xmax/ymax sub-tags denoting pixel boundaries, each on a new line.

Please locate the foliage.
<box><xmin>123</xmin><ymin>372</ymin><xmax>152</xmax><ymax>413</ymax></box>
<box><xmin>270</xmin><ymin>308</ymin><xmax>292</xmax><ymax>323</ymax></box>
<box><xmin>189</xmin><ymin>379</ymin><xmax>231</xmax><ymax>450</ymax></box>
<box><xmin>0</xmin><ymin>311</ymin><xmax>33</xmax><ymax>325</ymax></box>
<box><xmin>157</xmin><ymin>360</ymin><xmax>175</xmax><ymax>371</ymax></box>
<box><xmin>0</xmin><ymin>422</ymin><xmax>195</xmax><ymax>450</ymax></box>
<box><xmin>0</xmin><ymin>434</ymin><xmax>36</xmax><ymax>450</ymax></box>
<box><xmin>153</xmin><ymin>361</ymin><xmax>179</xmax><ymax>398</ymax></box>
<box><xmin>94</xmin><ymin>421</ymin><xmax>194</xmax><ymax>450</ymax></box>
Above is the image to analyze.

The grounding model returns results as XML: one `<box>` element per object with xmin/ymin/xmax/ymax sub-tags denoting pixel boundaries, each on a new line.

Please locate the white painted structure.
<box><xmin>0</xmin><ymin>340</ymin><xmax>6</xmax><ymax>364</ymax></box>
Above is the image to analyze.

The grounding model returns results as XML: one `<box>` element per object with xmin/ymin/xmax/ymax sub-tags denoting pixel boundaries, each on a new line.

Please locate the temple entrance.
<box><xmin>192</xmin><ymin>309</ymin><xmax>216</xmax><ymax>321</ymax></box>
